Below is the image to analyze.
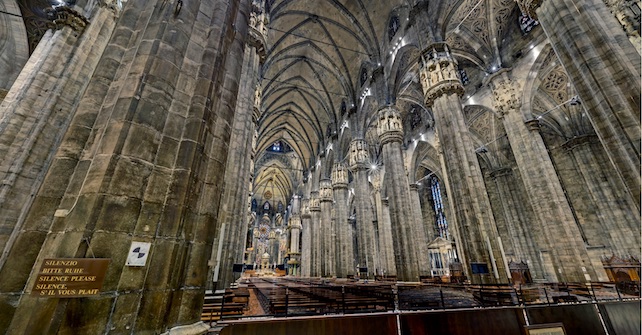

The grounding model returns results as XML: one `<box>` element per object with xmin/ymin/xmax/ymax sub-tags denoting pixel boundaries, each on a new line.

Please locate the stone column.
<box><xmin>375</xmin><ymin>107</ymin><xmax>421</xmax><ymax>282</ymax></box>
<box><xmin>0</xmin><ymin>4</ymin><xmax>117</xmax><ymax>265</ymax></box>
<box><xmin>300</xmin><ymin>198</ymin><xmax>311</xmax><ymax>277</ymax></box>
<box><xmin>371</xmin><ymin>170</ymin><xmax>396</xmax><ymax>277</ymax></box>
<box><xmin>518</xmin><ymin>0</ymin><xmax>641</xmax><ymax>209</ymax></box>
<box><xmin>409</xmin><ymin>183</ymin><xmax>431</xmax><ymax>276</ymax></box>
<box><xmin>332</xmin><ymin>163</ymin><xmax>353</xmax><ymax>277</ymax></box>
<box><xmin>489</xmin><ymin>167</ymin><xmax>546</xmax><ymax>280</ymax></box>
<box><xmin>563</xmin><ymin>137</ymin><xmax>640</xmax><ymax>257</ymax></box>
<box><xmin>214</xmin><ymin>1</ymin><xmax>267</xmax><ymax>289</ymax></box>
<box><xmin>287</xmin><ymin>215</ymin><xmax>302</xmax><ymax>276</ymax></box>
<box><xmin>319</xmin><ymin>179</ymin><xmax>334</xmax><ymax>277</ymax></box>
<box><xmin>419</xmin><ymin>183</ymin><xmax>437</xmax><ymax>242</ymax></box>
<box><xmin>418</xmin><ymin>43</ymin><xmax>507</xmax><ymax>283</ymax></box>
<box><xmin>309</xmin><ymin>191</ymin><xmax>321</xmax><ymax>276</ymax></box>
<box><xmin>1</xmin><ymin>0</ymin><xmax>251</xmax><ymax>333</ymax></box>
<box><xmin>348</xmin><ymin>139</ymin><xmax>377</xmax><ymax>278</ymax></box>
<box><xmin>488</xmin><ymin>70</ymin><xmax>604</xmax><ymax>282</ymax></box>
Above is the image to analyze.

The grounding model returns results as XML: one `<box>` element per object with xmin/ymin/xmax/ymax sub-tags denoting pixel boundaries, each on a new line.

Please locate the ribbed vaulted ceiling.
<box><xmin>251</xmin><ymin>0</ymin><xmax>522</xmax><ymax>208</ymax></box>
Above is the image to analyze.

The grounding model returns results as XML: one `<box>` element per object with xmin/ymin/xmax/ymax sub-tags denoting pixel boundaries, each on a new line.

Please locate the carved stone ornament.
<box><xmin>301</xmin><ymin>198</ymin><xmax>311</xmax><ymax>217</ymax></box>
<box><xmin>46</xmin><ymin>6</ymin><xmax>89</xmax><ymax>34</ymax></box>
<box><xmin>248</xmin><ymin>4</ymin><xmax>268</xmax><ymax>62</ymax></box>
<box><xmin>489</xmin><ymin>70</ymin><xmax>521</xmax><ymax>117</ymax></box>
<box><xmin>319</xmin><ymin>179</ymin><xmax>333</xmax><ymax>202</ymax></box>
<box><xmin>349</xmin><ymin>139</ymin><xmax>370</xmax><ymax>170</ymax></box>
<box><xmin>288</xmin><ymin>215</ymin><xmax>302</xmax><ymax>230</ymax></box>
<box><xmin>331</xmin><ymin>163</ymin><xmax>348</xmax><ymax>188</ymax></box>
<box><xmin>376</xmin><ymin>106</ymin><xmax>404</xmax><ymax>145</ymax></box>
<box><xmin>309</xmin><ymin>192</ymin><xmax>320</xmax><ymax>210</ymax></box>
<box><xmin>418</xmin><ymin>43</ymin><xmax>464</xmax><ymax>107</ymax></box>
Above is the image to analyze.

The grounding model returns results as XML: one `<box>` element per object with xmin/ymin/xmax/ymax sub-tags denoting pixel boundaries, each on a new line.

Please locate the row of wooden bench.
<box><xmin>251</xmin><ymin>278</ymin><xmax>395</xmax><ymax>315</ymax></box>
<box><xmin>201</xmin><ymin>287</ymin><xmax>250</xmax><ymax>323</ymax></box>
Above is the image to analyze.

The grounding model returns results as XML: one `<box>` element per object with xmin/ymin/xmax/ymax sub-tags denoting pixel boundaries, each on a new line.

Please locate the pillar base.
<box><xmin>161</xmin><ymin>321</ymin><xmax>210</xmax><ymax>335</ymax></box>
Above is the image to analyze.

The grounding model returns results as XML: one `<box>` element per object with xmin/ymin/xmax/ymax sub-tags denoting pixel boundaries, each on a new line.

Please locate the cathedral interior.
<box><xmin>0</xmin><ymin>0</ymin><xmax>640</xmax><ymax>334</ymax></box>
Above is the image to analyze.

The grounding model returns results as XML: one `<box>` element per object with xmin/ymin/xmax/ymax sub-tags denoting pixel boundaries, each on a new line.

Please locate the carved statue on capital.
<box><xmin>331</xmin><ymin>163</ymin><xmax>349</xmax><ymax>188</ymax></box>
<box><xmin>309</xmin><ymin>192</ymin><xmax>320</xmax><ymax>211</ymax></box>
<box><xmin>301</xmin><ymin>198</ymin><xmax>311</xmax><ymax>217</ymax></box>
<box><xmin>418</xmin><ymin>43</ymin><xmax>464</xmax><ymax>107</ymax></box>
<box><xmin>288</xmin><ymin>215</ymin><xmax>302</xmax><ymax>230</ymax></box>
<box><xmin>319</xmin><ymin>180</ymin><xmax>333</xmax><ymax>202</ymax></box>
<box><xmin>46</xmin><ymin>5</ymin><xmax>90</xmax><ymax>33</ymax></box>
<box><xmin>349</xmin><ymin>139</ymin><xmax>370</xmax><ymax>170</ymax></box>
<box><xmin>248</xmin><ymin>1</ymin><xmax>269</xmax><ymax>61</ymax></box>
<box><xmin>376</xmin><ymin>106</ymin><xmax>404</xmax><ymax>145</ymax></box>
<box><xmin>488</xmin><ymin>70</ymin><xmax>522</xmax><ymax>118</ymax></box>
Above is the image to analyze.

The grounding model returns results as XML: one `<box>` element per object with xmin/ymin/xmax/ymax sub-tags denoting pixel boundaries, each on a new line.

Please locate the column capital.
<box><xmin>288</xmin><ymin>215</ymin><xmax>302</xmax><ymax>230</ymax></box>
<box><xmin>525</xmin><ymin>119</ymin><xmax>541</xmax><ymax>132</ymax></box>
<box><xmin>301</xmin><ymin>198</ymin><xmax>311</xmax><ymax>217</ymax></box>
<box><xmin>97</xmin><ymin>0</ymin><xmax>124</xmax><ymax>15</ymax></box>
<box><xmin>349</xmin><ymin>139</ymin><xmax>371</xmax><ymax>171</ymax></box>
<box><xmin>319</xmin><ymin>179</ymin><xmax>333</xmax><ymax>202</ymax></box>
<box><xmin>47</xmin><ymin>6</ymin><xmax>89</xmax><ymax>34</ymax></box>
<box><xmin>331</xmin><ymin>163</ymin><xmax>349</xmax><ymax>189</ymax></box>
<box><xmin>376</xmin><ymin>106</ymin><xmax>404</xmax><ymax>145</ymax></box>
<box><xmin>309</xmin><ymin>192</ymin><xmax>320</xmax><ymax>211</ymax></box>
<box><xmin>409</xmin><ymin>183</ymin><xmax>419</xmax><ymax>192</ymax></box>
<box><xmin>418</xmin><ymin>43</ymin><xmax>464</xmax><ymax>107</ymax></box>
<box><xmin>487</xmin><ymin>69</ymin><xmax>521</xmax><ymax>118</ymax></box>
<box><xmin>248</xmin><ymin>4</ymin><xmax>269</xmax><ymax>62</ymax></box>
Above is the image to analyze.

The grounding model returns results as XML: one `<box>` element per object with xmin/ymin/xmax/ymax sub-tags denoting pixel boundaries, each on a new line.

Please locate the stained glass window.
<box><xmin>430</xmin><ymin>176</ymin><xmax>449</xmax><ymax>239</ymax></box>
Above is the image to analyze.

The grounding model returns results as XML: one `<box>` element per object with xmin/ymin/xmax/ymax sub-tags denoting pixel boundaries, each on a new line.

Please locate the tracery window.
<box><xmin>388</xmin><ymin>15</ymin><xmax>400</xmax><ymax>41</ymax></box>
<box><xmin>519</xmin><ymin>13</ymin><xmax>538</xmax><ymax>34</ymax></box>
<box><xmin>360</xmin><ymin>67</ymin><xmax>368</xmax><ymax>86</ymax></box>
<box><xmin>430</xmin><ymin>176</ymin><xmax>449</xmax><ymax>239</ymax></box>
<box><xmin>458</xmin><ymin>69</ymin><xmax>469</xmax><ymax>86</ymax></box>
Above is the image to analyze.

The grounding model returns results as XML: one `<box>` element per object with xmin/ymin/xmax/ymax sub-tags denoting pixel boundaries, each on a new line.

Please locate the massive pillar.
<box><xmin>562</xmin><ymin>137</ymin><xmax>640</xmax><ymax>258</ymax></box>
<box><xmin>309</xmin><ymin>191</ymin><xmax>321</xmax><ymax>276</ymax></box>
<box><xmin>518</xmin><ymin>0</ymin><xmax>641</xmax><ymax>209</ymax></box>
<box><xmin>332</xmin><ymin>163</ymin><xmax>353</xmax><ymax>277</ymax></box>
<box><xmin>319</xmin><ymin>179</ymin><xmax>334</xmax><ymax>277</ymax></box>
<box><xmin>0</xmin><ymin>0</ymin><xmax>251</xmax><ymax>333</ymax></box>
<box><xmin>348</xmin><ymin>139</ymin><xmax>377</xmax><ymax>278</ymax></box>
<box><xmin>418</xmin><ymin>43</ymin><xmax>508</xmax><ymax>283</ymax></box>
<box><xmin>489</xmin><ymin>70</ymin><xmax>605</xmax><ymax>282</ymax></box>
<box><xmin>419</xmin><ymin>182</ymin><xmax>437</xmax><ymax>242</ymax></box>
<box><xmin>300</xmin><ymin>197</ymin><xmax>312</xmax><ymax>277</ymax></box>
<box><xmin>488</xmin><ymin>167</ymin><xmax>547</xmax><ymax>280</ymax></box>
<box><xmin>213</xmin><ymin>0</ymin><xmax>267</xmax><ymax>290</ymax></box>
<box><xmin>287</xmin><ymin>213</ymin><xmax>302</xmax><ymax>276</ymax></box>
<box><xmin>375</xmin><ymin>107</ymin><xmax>420</xmax><ymax>282</ymax></box>
<box><xmin>370</xmin><ymin>170</ymin><xmax>396</xmax><ymax>277</ymax></box>
<box><xmin>409</xmin><ymin>183</ymin><xmax>430</xmax><ymax>276</ymax></box>
<box><xmin>0</xmin><ymin>3</ymin><xmax>116</xmax><ymax>265</ymax></box>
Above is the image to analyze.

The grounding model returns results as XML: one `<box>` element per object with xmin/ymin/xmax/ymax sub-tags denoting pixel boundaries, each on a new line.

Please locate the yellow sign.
<box><xmin>32</xmin><ymin>258</ymin><xmax>110</xmax><ymax>298</ymax></box>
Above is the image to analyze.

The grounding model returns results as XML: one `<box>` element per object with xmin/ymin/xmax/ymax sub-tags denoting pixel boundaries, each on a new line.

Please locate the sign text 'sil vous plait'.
<box><xmin>32</xmin><ymin>259</ymin><xmax>110</xmax><ymax>298</ymax></box>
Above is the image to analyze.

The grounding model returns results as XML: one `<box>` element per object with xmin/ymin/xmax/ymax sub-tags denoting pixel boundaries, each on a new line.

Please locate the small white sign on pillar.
<box><xmin>126</xmin><ymin>241</ymin><xmax>151</xmax><ymax>267</ymax></box>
